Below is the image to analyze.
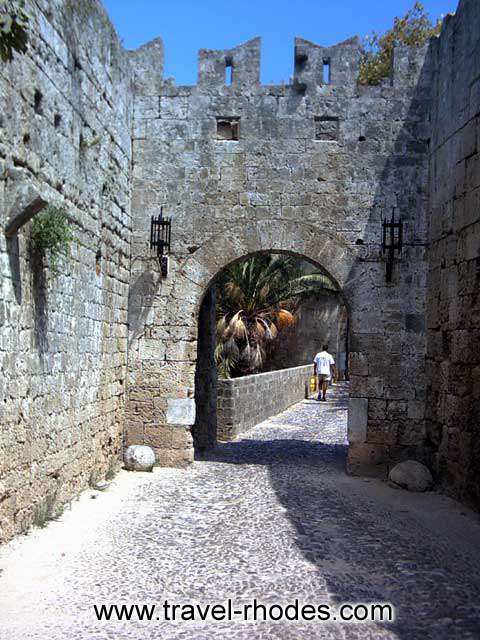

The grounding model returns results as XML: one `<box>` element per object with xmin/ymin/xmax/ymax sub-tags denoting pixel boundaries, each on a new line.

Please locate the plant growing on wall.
<box><xmin>215</xmin><ymin>254</ymin><xmax>337</xmax><ymax>378</ymax></box>
<box><xmin>358</xmin><ymin>2</ymin><xmax>442</xmax><ymax>86</ymax></box>
<box><xmin>0</xmin><ymin>0</ymin><xmax>30</xmax><ymax>63</ymax></box>
<box><xmin>31</xmin><ymin>204</ymin><xmax>75</xmax><ymax>274</ymax></box>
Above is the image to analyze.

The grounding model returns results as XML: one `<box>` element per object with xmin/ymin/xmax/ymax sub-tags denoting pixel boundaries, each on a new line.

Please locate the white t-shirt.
<box><xmin>314</xmin><ymin>351</ymin><xmax>335</xmax><ymax>377</ymax></box>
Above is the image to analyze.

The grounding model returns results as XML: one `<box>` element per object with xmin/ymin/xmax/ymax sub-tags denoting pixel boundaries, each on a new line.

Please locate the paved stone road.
<box><xmin>1</xmin><ymin>383</ymin><xmax>480</xmax><ymax>639</ymax></box>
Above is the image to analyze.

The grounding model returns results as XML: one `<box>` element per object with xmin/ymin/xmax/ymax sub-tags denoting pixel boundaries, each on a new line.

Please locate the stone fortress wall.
<box><xmin>0</xmin><ymin>0</ymin><xmax>133</xmax><ymax>542</ymax></box>
<box><xmin>0</xmin><ymin>0</ymin><xmax>479</xmax><ymax>543</ymax></box>
<box><xmin>425</xmin><ymin>1</ymin><xmax>480</xmax><ymax>508</ymax></box>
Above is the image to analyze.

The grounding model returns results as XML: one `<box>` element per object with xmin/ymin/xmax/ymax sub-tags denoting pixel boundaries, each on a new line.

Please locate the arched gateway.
<box><xmin>182</xmin><ymin>219</ymin><xmax>355</xmax><ymax>317</ymax></box>
<box><xmin>126</xmin><ymin>35</ymin><xmax>430</xmax><ymax>478</ymax></box>
<box><xmin>126</xmin><ymin>216</ymin><xmax>423</xmax><ymax>477</ymax></box>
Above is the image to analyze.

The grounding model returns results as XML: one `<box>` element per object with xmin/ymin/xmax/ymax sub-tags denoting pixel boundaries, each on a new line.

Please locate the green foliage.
<box><xmin>31</xmin><ymin>205</ymin><xmax>75</xmax><ymax>274</ymax></box>
<box><xmin>80</xmin><ymin>134</ymin><xmax>102</xmax><ymax>149</ymax></box>
<box><xmin>0</xmin><ymin>0</ymin><xmax>30</xmax><ymax>63</ymax></box>
<box><xmin>89</xmin><ymin>458</ymin><xmax>117</xmax><ymax>487</ymax></box>
<box><xmin>33</xmin><ymin>491</ymin><xmax>61</xmax><ymax>528</ymax></box>
<box><xmin>215</xmin><ymin>254</ymin><xmax>337</xmax><ymax>378</ymax></box>
<box><xmin>105</xmin><ymin>458</ymin><xmax>117</xmax><ymax>481</ymax></box>
<box><xmin>358</xmin><ymin>2</ymin><xmax>442</xmax><ymax>86</ymax></box>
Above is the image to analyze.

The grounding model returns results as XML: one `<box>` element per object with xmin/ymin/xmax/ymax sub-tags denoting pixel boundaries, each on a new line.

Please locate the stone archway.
<box><xmin>126</xmin><ymin>218</ymin><xmax>371</xmax><ymax>471</ymax></box>
<box><xmin>178</xmin><ymin>219</ymin><xmax>357</xmax><ymax>325</ymax></box>
<box><xmin>192</xmin><ymin>248</ymin><xmax>350</xmax><ymax>453</ymax></box>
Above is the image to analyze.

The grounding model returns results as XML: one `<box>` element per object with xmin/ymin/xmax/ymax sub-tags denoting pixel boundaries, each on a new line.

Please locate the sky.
<box><xmin>102</xmin><ymin>0</ymin><xmax>458</xmax><ymax>85</ymax></box>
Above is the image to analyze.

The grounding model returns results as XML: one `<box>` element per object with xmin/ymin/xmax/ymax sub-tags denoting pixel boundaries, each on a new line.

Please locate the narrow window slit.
<box><xmin>225</xmin><ymin>58</ymin><xmax>233</xmax><ymax>86</ymax></box>
<box><xmin>34</xmin><ymin>90</ymin><xmax>43</xmax><ymax>114</ymax></box>
<box><xmin>95</xmin><ymin>249</ymin><xmax>102</xmax><ymax>276</ymax></box>
<box><xmin>323</xmin><ymin>59</ymin><xmax>331</xmax><ymax>84</ymax></box>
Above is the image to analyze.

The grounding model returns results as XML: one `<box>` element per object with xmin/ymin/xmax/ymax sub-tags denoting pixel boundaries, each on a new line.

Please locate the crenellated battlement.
<box><xmin>293</xmin><ymin>36</ymin><xmax>360</xmax><ymax>89</ymax></box>
<box><xmin>131</xmin><ymin>33</ymin><xmax>431</xmax><ymax>98</ymax></box>
<box><xmin>198</xmin><ymin>37</ymin><xmax>261</xmax><ymax>88</ymax></box>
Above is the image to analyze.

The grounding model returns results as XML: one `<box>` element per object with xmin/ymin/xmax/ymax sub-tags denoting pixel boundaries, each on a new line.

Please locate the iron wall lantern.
<box><xmin>150</xmin><ymin>207</ymin><xmax>171</xmax><ymax>277</ymax></box>
<box><xmin>381</xmin><ymin>208</ymin><xmax>404</xmax><ymax>283</ymax></box>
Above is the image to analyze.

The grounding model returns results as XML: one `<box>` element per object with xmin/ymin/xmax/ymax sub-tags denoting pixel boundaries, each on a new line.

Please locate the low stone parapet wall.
<box><xmin>216</xmin><ymin>365</ymin><xmax>312</xmax><ymax>441</ymax></box>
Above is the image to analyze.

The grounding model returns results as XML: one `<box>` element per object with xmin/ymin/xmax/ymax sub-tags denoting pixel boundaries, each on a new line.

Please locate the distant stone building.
<box><xmin>0</xmin><ymin>0</ymin><xmax>479</xmax><ymax>541</ymax></box>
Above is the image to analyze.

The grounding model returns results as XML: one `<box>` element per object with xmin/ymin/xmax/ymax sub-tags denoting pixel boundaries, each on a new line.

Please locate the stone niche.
<box><xmin>314</xmin><ymin>116</ymin><xmax>340</xmax><ymax>141</ymax></box>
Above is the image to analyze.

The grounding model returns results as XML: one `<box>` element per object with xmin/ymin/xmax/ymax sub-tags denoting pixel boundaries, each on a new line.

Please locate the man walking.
<box><xmin>313</xmin><ymin>344</ymin><xmax>335</xmax><ymax>402</ymax></box>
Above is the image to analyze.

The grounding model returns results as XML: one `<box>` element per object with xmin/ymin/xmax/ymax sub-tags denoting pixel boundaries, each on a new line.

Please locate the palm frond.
<box><xmin>225</xmin><ymin>281</ymin><xmax>245</xmax><ymax>307</ymax></box>
<box><xmin>228</xmin><ymin>311</ymin><xmax>247</xmax><ymax>340</ymax></box>
<box><xmin>215</xmin><ymin>342</ymin><xmax>237</xmax><ymax>379</ymax></box>
<box><xmin>223</xmin><ymin>336</ymin><xmax>240</xmax><ymax>360</ymax></box>
<box><xmin>254</xmin><ymin>319</ymin><xmax>266</xmax><ymax>339</ymax></box>
<box><xmin>216</xmin><ymin>315</ymin><xmax>228</xmax><ymax>339</ymax></box>
<box><xmin>268</xmin><ymin>322</ymin><xmax>278</xmax><ymax>339</ymax></box>
<box><xmin>251</xmin><ymin>344</ymin><xmax>265</xmax><ymax>370</ymax></box>
<box><xmin>214</xmin><ymin>253</ymin><xmax>339</xmax><ymax>375</ymax></box>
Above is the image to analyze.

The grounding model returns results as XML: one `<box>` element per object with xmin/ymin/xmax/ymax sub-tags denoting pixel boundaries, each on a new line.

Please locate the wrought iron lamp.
<box><xmin>381</xmin><ymin>207</ymin><xmax>403</xmax><ymax>283</ymax></box>
<box><xmin>150</xmin><ymin>207</ymin><xmax>171</xmax><ymax>277</ymax></box>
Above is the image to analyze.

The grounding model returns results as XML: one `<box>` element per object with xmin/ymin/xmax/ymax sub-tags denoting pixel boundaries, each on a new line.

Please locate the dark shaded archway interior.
<box><xmin>193</xmin><ymin>251</ymin><xmax>349</xmax><ymax>457</ymax></box>
<box><xmin>194</xmin><ymin>285</ymin><xmax>218</xmax><ymax>453</ymax></box>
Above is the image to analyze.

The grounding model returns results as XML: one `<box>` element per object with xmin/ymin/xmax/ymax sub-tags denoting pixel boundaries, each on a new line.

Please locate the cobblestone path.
<box><xmin>1</xmin><ymin>384</ymin><xmax>480</xmax><ymax>639</ymax></box>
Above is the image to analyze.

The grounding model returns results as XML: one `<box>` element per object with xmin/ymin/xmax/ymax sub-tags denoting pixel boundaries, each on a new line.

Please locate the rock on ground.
<box><xmin>389</xmin><ymin>460</ymin><xmax>433</xmax><ymax>492</ymax></box>
<box><xmin>124</xmin><ymin>445</ymin><xmax>156</xmax><ymax>471</ymax></box>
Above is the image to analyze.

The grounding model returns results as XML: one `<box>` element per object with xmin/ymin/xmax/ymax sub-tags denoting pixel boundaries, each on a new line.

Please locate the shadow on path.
<box><xmin>203</xmin><ymin>385</ymin><xmax>480</xmax><ymax>639</ymax></box>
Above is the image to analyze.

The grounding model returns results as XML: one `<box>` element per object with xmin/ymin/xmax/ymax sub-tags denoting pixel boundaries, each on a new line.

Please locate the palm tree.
<box><xmin>214</xmin><ymin>254</ymin><xmax>337</xmax><ymax>377</ymax></box>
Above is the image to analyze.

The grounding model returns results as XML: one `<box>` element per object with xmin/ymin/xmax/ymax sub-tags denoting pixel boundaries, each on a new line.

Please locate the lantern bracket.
<box><xmin>150</xmin><ymin>208</ymin><xmax>171</xmax><ymax>277</ymax></box>
<box><xmin>381</xmin><ymin>208</ymin><xmax>403</xmax><ymax>283</ymax></box>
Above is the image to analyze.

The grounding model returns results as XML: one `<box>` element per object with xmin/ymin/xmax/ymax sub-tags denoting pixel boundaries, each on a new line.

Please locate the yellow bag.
<box><xmin>309</xmin><ymin>376</ymin><xmax>317</xmax><ymax>393</ymax></box>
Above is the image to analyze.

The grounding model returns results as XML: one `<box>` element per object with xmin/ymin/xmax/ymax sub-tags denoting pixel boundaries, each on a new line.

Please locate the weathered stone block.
<box><xmin>153</xmin><ymin>447</ymin><xmax>194</xmax><ymax>468</ymax></box>
<box><xmin>347</xmin><ymin>398</ymin><xmax>368</xmax><ymax>443</ymax></box>
<box><xmin>166</xmin><ymin>398</ymin><xmax>196</xmax><ymax>426</ymax></box>
<box><xmin>349</xmin><ymin>352</ymin><xmax>368</xmax><ymax>376</ymax></box>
